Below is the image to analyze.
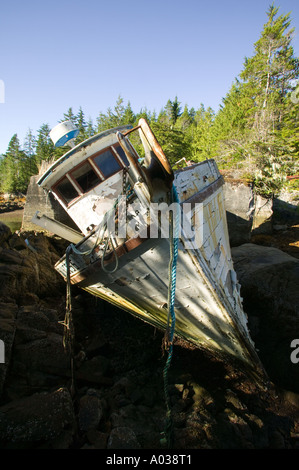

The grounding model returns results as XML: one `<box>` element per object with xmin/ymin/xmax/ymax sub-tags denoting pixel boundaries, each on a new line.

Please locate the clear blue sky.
<box><xmin>0</xmin><ymin>0</ymin><xmax>298</xmax><ymax>155</ymax></box>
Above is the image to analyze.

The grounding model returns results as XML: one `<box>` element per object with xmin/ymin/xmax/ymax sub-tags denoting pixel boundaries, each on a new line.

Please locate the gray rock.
<box><xmin>78</xmin><ymin>389</ymin><xmax>103</xmax><ymax>432</ymax></box>
<box><xmin>0</xmin><ymin>222</ymin><xmax>11</xmax><ymax>246</ymax></box>
<box><xmin>232</xmin><ymin>243</ymin><xmax>299</xmax><ymax>392</ymax></box>
<box><xmin>0</xmin><ymin>302</ymin><xmax>18</xmax><ymax>398</ymax></box>
<box><xmin>13</xmin><ymin>332</ymin><xmax>70</xmax><ymax>376</ymax></box>
<box><xmin>223</xmin><ymin>181</ymin><xmax>273</xmax><ymax>246</ymax></box>
<box><xmin>273</xmin><ymin>190</ymin><xmax>299</xmax><ymax>225</ymax></box>
<box><xmin>252</xmin><ymin>195</ymin><xmax>273</xmax><ymax>235</ymax></box>
<box><xmin>107</xmin><ymin>426</ymin><xmax>141</xmax><ymax>449</ymax></box>
<box><xmin>22</xmin><ymin>172</ymin><xmax>80</xmax><ymax>232</ymax></box>
<box><xmin>273</xmin><ymin>224</ymin><xmax>288</xmax><ymax>231</ymax></box>
<box><xmin>85</xmin><ymin>429</ymin><xmax>108</xmax><ymax>449</ymax></box>
<box><xmin>0</xmin><ymin>233</ymin><xmax>65</xmax><ymax>303</ymax></box>
<box><xmin>187</xmin><ymin>381</ymin><xmax>214</xmax><ymax>410</ymax></box>
<box><xmin>269</xmin><ymin>430</ymin><xmax>285</xmax><ymax>449</ymax></box>
<box><xmin>224</xmin><ymin>182</ymin><xmax>254</xmax><ymax>246</ymax></box>
<box><xmin>76</xmin><ymin>355</ymin><xmax>111</xmax><ymax>385</ymax></box>
<box><xmin>0</xmin><ymin>387</ymin><xmax>75</xmax><ymax>447</ymax></box>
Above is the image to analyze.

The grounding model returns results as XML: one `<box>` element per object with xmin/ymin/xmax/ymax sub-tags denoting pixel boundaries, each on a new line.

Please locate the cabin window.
<box><xmin>55</xmin><ymin>177</ymin><xmax>79</xmax><ymax>204</ymax></box>
<box><xmin>113</xmin><ymin>144</ymin><xmax>129</xmax><ymax>166</ymax></box>
<box><xmin>93</xmin><ymin>149</ymin><xmax>121</xmax><ymax>178</ymax></box>
<box><xmin>71</xmin><ymin>161</ymin><xmax>100</xmax><ymax>192</ymax></box>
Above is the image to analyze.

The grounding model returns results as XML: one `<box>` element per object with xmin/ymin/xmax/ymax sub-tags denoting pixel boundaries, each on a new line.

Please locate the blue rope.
<box><xmin>161</xmin><ymin>185</ymin><xmax>180</xmax><ymax>448</ymax></box>
<box><xmin>167</xmin><ymin>185</ymin><xmax>180</xmax><ymax>349</ymax></box>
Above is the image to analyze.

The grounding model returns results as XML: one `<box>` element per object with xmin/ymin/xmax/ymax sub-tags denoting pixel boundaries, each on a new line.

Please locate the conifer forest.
<box><xmin>1</xmin><ymin>5</ymin><xmax>298</xmax><ymax>197</ymax></box>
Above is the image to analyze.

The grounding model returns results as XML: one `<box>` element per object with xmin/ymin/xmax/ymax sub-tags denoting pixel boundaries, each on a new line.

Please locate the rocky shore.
<box><xmin>0</xmin><ymin>220</ymin><xmax>299</xmax><ymax>450</ymax></box>
<box><xmin>0</xmin><ymin>194</ymin><xmax>26</xmax><ymax>214</ymax></box>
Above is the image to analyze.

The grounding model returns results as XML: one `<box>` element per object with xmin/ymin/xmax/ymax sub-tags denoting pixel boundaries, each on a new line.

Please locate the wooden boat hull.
<box><xmin>55</xmin><ymin>161</ymin><xmax>261</xmax><ymax>370</ymax></box>
<box><xmin>33</xmin><ymin>119</ymin><xmax>262</xmax><ymax>372</ymax></box>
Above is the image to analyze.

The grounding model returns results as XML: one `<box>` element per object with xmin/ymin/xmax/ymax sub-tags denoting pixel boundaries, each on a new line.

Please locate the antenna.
<box><xmin>49</xmin><ymin>121</ymin><xmax>79</xmax><ymax>148</ymax></box>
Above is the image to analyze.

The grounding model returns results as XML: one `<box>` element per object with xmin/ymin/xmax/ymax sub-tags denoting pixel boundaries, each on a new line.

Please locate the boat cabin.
<box><xmin>37</xmin><ymin>120</ymin><xmax>174</xmax><ymax>239</ymax></box>
<box><xmin>37</xmin><ymin>124</ymin><xmax>132</xmax><ymax>236</ymax></box>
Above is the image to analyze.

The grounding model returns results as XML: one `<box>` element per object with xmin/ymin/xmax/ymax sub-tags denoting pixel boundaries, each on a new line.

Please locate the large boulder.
<box><xmin>0</xmin><ymin>226</ymin><xmax>69</xmax><ymax>400</ymax></box>
<box><xmin>0</xmin><ymin>302</ymin><xmax>18</xmax><ymax>398</ymax></box>
<box><xmin>223</xmin><ymin>180</ymin><xmax>273</xmax><ymax>246</ymax></box>
<box><xmin>232</xmin><ymin>243</ymin><xmax>299</xmax><ymax>392</ymax></box>
<box><xmin>0</xmin><ymin>222</ymin><xmax>11</xmax><ymax>246</ymax></box>
<box><xmin>0</xmin><ymin>228</ymin><xmax>66</xmax><ymax>303</ymax></box>
<box><xmin>0</xmin><ymin>387</ymin><xmax>76</xmax><ymax>448</ymax></box>
<box><xmin>273</xmin><ymin>189</ymin><xmax>299</xmax><ymax>226</ymax></box>
<box><xmin>22</xmin><ymin>170</ymin><xmax>80</xmax><ymax>232</ymax></box>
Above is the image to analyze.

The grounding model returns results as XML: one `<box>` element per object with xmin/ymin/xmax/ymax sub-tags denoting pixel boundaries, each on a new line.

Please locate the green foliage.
<box><xmin>163</xmin><ymin>96</ymin><xmax>182</xmax><ymax>125</ymax></box>
<box><xmin>212</xmin><ymin>3</ymin><xmax>299</xmax><ymax>195</ymax></box>
<box><xmin>0</xmin><ymin>134</ymin><xmax>37</xmax><ymax>193</ymax></box>
<box><xmin>1</xmin><ymin>5</ymin><xmax>298</xmax><ymax>198</ymax></box>
<box><xmin>76</xmin><ymin>107</ymin><xmax>88</xmax><ymax>143</ymax></box>
<box><xmin>150</xmin><ymin>121</ymin><xmax>190</xmax><ymax>165</ymax></box>
<box><xmin>189</xmin><ymin>105</ymin><xmax>216</xmax><ymax>161</ymax></box>
<box><xmin>35</xmin><ymin>124</ymin><xmax>56</xmax><ymax>166</ymax></box>
<box><xmin>96</xmin><ymin>95</ymin><xmax>136</xmax><ymax>132</ymax></box>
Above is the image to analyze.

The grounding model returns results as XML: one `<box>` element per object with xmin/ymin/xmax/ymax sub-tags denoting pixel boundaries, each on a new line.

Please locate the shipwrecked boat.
<box><xmin>32</xmin><ymin>119</ymin><xmax>262</xmax><ymax>372</ymax></box>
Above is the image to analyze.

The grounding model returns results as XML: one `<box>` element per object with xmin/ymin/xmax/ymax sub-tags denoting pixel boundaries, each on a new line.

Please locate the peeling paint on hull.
<box><xmin>55</xmin><ymin>174</ymin><xmax>260</xmax><ymax>371</ymax></box>
<box><xmin>35</xmin><ymin>120</ymin><xmax>263</xmax><ymax>375</ymax></box>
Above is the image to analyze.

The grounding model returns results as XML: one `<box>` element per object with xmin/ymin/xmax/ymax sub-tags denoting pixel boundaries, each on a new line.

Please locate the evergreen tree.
<box><xmin>96</xmin><ymin>110</ymin><xmax>113</xmax><ymax>133</ymax></box>
<box><xmin>96</xmin><ymin>96</ymin><xmax>136</xmax><ymax>132</ymax></box>
<box><xmin>97</xmin><ymin>95</ymin><xmax>128</xmax><ymax>130</ymax></box>
<box><xmin>242</xmin><ymin>4</ymin><xmax>299</xmax><ymax>193</ymax></box>
<box><xmin>62</xmin><ymin>107</ymin><xmax>77</xmax><ymax>124</ymax></box>
<box><xmin>23</xmin><ymin>128</ymin><xmax>36</xmax><ymax>157</ymax></box>
<box><xmin>23</xmin><ymin>129</ymin><xmax>38</xmax><ymax>179</ymax></box>
<box><xmin>96</xmin><ymin>97</ymin><xmax>121</xmax><ymax>132</ymax></box>
<box><xmin>211</xmin><ymin>4</ymin><xmax>299</xmax><ymax>194</ymax></box>
<box><xmin>2</xmin><ymin>6</ymin><xmax>299</xmax><ymax>201</ymax></box>
<box><xmin>122</xmin><ymin>101</ymin><xmax>135</xmax><ymax>125</ymax></box>
<box><xmin>35</xmin><ymin>124</ymin><xmax>55</xmax><ymax>166</ymax></box>
<box><xmin>86</xmin><ymin>117</ymin><xmax>95</xmax><ymax>137</ymax></box>
<box><xmin>76</xmin><ymin>107</ymin><xmax>88</xmax><ymax>143</ymax></box>
<box><xmin>175</xmin><ymin>104</ymin><xmax>194</xmax><ymax>131</ymax></box>
<box><xmin>0</xmin><ymin>134</ymin><xmax>19</xmax><ymax>192</ymax></box>
<box><xmin>240</xmin><ymin>4</ymin><xmax>299</xmax><ymax>141</ymax></box>
<box><xmin>173</xmin><ymin>105</ymin><xmax>195</xmax><ymax>162</ymax></box>
<box><xmin>191</xmin><ymin>106</ymin><xmax>216</xmax><ymax>161</ymax></box>
<box><xmin>157</xmin><ymin>107</ymin><xmax>168</xmax><ymax>125</ymax></box>
<box><xmin>212</xmin><ymin>81</ymin><xmax>253</xmax><ymax>168</ymax></box>
<box><xmin>150</xmin><ymin>121</ymin><xmax>190</xmax><ymax>165</ymax></box>
<box><xmin>162</xmin><ymin>97</ymin><xmax>182</xmax><ymax>126</ymax></box>
<box><xmin>135</xmin><ymin>107</ymin><xmax>155</xmax><ymax>125</ymax></box>
<box><xmin>0</xmin><ymin>134</ymin><xmax>31</xmax><ymax>193</ymax></box>
<box><xmin>273</xmin><ymin>89</ymin><xmax>299</xmax><ymax>189</ymax></box>
<box><xmin>113</xmin><ymin>95</ymin><xmax>126</xmax><ymax>125</ymax></box>
<box><xmin>278</xmin><ymin>90</ymin><xmax>299</xmax><ymax>161</ymax></box>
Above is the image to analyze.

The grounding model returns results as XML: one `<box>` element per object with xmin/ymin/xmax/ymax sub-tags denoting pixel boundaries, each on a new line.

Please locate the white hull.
<box><xmin>34</xmin><ymin>120</ymin><xmax>262</xmax><ymax>372</ymax></box>
<box><xmin>55</xmin><ymin>162</ymin><xmax>260</xmax><ymax>370</ymax></box>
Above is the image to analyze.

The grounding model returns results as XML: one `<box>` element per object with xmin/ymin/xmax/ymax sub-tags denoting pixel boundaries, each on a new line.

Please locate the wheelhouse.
<box><xmin>37</xmin><ymin>119</ymin><xmax>173</xmax><ymax>237</ymax></box>
<box><xmin>37</xmin><ymin>125</ymin><xmax>132</xmax><ymax>235</ymax></box>
<box><xmin>52</xmin><ymin>143</ymin><xmax>129</xmax><ymax>208</ymax></box>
